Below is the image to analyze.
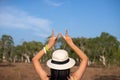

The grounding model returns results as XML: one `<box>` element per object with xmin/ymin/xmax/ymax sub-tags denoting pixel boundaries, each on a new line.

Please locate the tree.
<box><xmin>0</xmin><ymin>39</ymin><xmax>3</xmax><ymax>62</ymax></box>
<box><xmin>0</xmin><ymin>35</ymin><xmax>14</xmax><ymax>62</ymax></box>
<box><xmin>12</xmin><ymin>45</ymin><xmax>23</xmax><ymax>62</ymax></box>
<box><xmin>98</xmin><ymin>32</ymin><xmax>119</xmax><ymax>65</ymax></box>
<box><xmin>22</xmin><ymin>41</ymin><xmax>43</xmax><ymax>63</ymax></box>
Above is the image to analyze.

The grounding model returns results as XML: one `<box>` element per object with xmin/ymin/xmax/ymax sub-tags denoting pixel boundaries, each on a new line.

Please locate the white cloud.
<box><xmin>45</xmin><ymin>0</ymin><xmax>63</xmax><ymax>7</ymax></box>
<box><xmin>0</xmin><ymin>6</ymin><xmax>52</xmax><ymax>38</ymax></box>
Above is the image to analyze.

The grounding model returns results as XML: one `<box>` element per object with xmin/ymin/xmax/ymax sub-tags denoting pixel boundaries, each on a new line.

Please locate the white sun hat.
<box><xmin>47</xmin><ymin>49</ymin><xmax>75</xmax><ymax>70</ymax></box>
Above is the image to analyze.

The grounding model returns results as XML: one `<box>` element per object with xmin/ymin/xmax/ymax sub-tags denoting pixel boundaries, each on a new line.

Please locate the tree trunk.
<box><xmin>23</xmin><ymin>54</ymin><xmax>30</xmax><ymax>63</ymax></box>
<box><xmin>99</xmin><ymin>55</ymin><xmax>106</xmax><ymax>66</ymax></box>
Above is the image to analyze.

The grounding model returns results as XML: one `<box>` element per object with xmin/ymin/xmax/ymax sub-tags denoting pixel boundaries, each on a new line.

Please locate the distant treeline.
<box><xmin>0</xmin><ymin>32</ymin><xmax>120</xmax><ymax>66</ymax></box>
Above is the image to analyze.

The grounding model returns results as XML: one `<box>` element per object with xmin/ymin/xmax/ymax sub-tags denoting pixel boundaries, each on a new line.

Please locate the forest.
<box><xmin>0</xmin><ymin>32</ymin><xmax>120</xmax><ymax>66</ymax></box>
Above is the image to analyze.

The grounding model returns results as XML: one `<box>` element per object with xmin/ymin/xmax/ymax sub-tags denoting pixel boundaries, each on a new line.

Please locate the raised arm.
<box><xmin>32</xmin><ymin>30</ymin><xmax>57</xmax><ymax>80</ymax></box>
<box><xmin>62</xmin><ymin>30</ymin><xmax>88</xmax><ymax>80</ymax></box>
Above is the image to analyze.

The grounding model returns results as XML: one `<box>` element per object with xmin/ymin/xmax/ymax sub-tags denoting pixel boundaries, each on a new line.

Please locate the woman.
<box><xmin>32</xmin><ymin>30</ymin><xmax>88</xmax><ymax>80</ymax></box>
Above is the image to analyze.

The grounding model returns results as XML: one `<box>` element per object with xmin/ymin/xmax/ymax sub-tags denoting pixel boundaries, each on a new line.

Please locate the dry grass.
<box><xmin>0</xmin><ymin>63</ymin><xmax>120</xmax><ymax>80</ymax></box>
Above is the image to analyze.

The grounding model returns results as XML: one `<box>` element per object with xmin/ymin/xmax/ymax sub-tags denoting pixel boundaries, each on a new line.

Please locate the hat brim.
<box><xmin>47</xmin><ymin>58</ymin><xmax>75</xmax><ymax>70</ymax></box>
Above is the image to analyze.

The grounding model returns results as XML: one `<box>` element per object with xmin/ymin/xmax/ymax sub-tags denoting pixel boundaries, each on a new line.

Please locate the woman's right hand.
<box><xmin>47</xmin><ymin>30</ymin><xmax>58</xmax><ymax>49</ymax></box>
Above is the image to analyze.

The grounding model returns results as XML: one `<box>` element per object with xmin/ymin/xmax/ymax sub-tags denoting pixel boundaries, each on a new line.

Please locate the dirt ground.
<box><xmin>0</xmin><ymin>63</ymin><xmax>120</xmax><ymax>80</ymax></box>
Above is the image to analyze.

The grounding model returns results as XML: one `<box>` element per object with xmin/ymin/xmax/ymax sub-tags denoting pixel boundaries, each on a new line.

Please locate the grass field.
<box><xmin>0</xmin><ymin>63</ymin><xmax>120</xmax><ymax>80</ymax></box>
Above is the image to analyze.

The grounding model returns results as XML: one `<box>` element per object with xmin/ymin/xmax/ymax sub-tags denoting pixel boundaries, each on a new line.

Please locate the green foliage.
<box><xmin>14</xmin><ymin>41</ymin><xmax>44</xmax><ymax>62</ymax></box>
<box><xmin>0</xmin><ymin>32</ymin><xmax>119</xmax><ymax>66</ymax></box>
<box><xmin>0</xmin><ymin>34</ymin><xmax>14</xmax><ymax>63</ymax></box>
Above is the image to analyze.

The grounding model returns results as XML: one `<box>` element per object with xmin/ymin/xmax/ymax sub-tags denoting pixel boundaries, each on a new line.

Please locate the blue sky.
<box><xmin>0</xmin><ymin>0</ymin><xmax>120</xmax><ymax>45</ymax></box>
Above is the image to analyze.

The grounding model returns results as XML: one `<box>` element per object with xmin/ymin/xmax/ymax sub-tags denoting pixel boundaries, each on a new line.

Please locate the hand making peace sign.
<box><xmin>61</xmin><ymin>30</ymin><xmax>74</xmax><ymax>47</ymax></box>
<box><xmin>47</xmin><ymin>30</ymin><xmax>59</xmax><ymax>49</ymax></box>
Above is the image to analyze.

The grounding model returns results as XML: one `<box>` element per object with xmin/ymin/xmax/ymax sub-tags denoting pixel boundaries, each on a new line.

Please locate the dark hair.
<box><xmin>49</xmin><ymin>69</ymin><xmax>70</xmax><ymax>80</ymax></box>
